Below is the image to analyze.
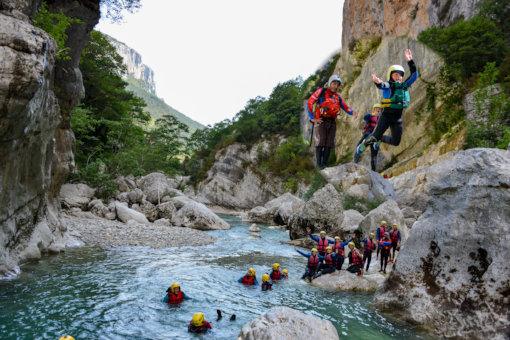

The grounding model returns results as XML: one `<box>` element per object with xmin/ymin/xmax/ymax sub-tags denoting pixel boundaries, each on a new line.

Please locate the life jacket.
<box><xmin>188</xmin><ymin>321</ymin><xmax>212</xmax><ymax>334</ymax></box>
<box><xmin>270</xmin><ymin>270</ymin><xmax>281</xmax><ymax>280</ymax></box>
<box><xmin>167</xmin><ymin>291</ymin><xmax>184</xmax><ymax>304</ymax></box>
<box><xmin>261</xmin><ymin>282</ymin><xmax>272</xmax><ymax>291</ymax></box>
<box><xmin>381</xmin><ymin>82</ymin><xmax>410</xmax><ymax>109</ymax></box>
<box><xmin>391</xmin><ymin>230</ymin><xmax>400</xmax><ymax>243</ymax></box>
<box><xmin>241</xmin><ymin>275</ymin><xmax>255</xmax><ymax>285</ymax></box>
<box><xmin>308</xmin><ymin>254</ymin><xmax>319</xmax><ymax>268</ymax></box>
<box><xmin>334</xmin><ymin>242</ymin><xmax>344</xmax><ymax>257</ymax></box>
<box><xmin>377</xmin><ymin>226</ymin><xmax>386</xmax><ymax>240</ymax></box>
<box><xmin>363</xmin><ymin>114</ymin><xmax>379</xmax><ymax>134</ymax></box>
<box><xmin>365</xmin><ymin>239</ymin><xmax>376</xmax><ymax>252</ymax></box>
<box><xmin>317</xmin><ymin>237</ymin><xmax>329</xmax><ymax>252</ymax></box>
<box><xmin>312</xmin><ymin>88</ymin><xmax>342</xmax><ymax>118</ymax></box>
<box><xmin>324</xmin><ymin>253</ymin><xmax>334</xmax><ymax>265</ymax></box>
<box><xmin>351</xmin><ymin>250</ymin><xmax>363</xmax><ymax>266</ymax></box>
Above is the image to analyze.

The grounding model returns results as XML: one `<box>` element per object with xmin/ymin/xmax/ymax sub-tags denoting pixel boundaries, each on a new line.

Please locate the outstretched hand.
<box><xmin>372</xmin><ymin>73</ymin><xmax>383</xmax><ymax>84</ymax></box>
<box><xmin>404</xmin><ymin>48</ymin><xmax>413</xmax><ymax>61</ymax></box>
<box><xmin>352</xmin><ymin>111</ymin><xmax>359</xmax><ymax>119</ymax></box>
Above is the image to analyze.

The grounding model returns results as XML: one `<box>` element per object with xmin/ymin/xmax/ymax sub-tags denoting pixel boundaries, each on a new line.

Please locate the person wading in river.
<box><xmin>307</xmin><ymin>74</ymin><xmax>358</xmax><ymax>168</ymax></box>
<box><xmin>296</xmin><ymin>247</ymin><xmax>320</xmax><ymax>282</ymax></box>
<box><xmin>261</xmin><ymin>273</ymin><xmax>273</xmax><ymax>291</ymax></box>
<box><xmin>238</xmin><ymin>268</ymin><xmax>258</xmax><ymax>286</ymax></box>
<box><xmin>164</xmin><ymin>282</ymin><xmax>188</xmax><ymax>305</ymax></box>
<box><xmin>188</xmin><ymin>312</ymin><xmax>212</xmax><ymax>334</ymax></box>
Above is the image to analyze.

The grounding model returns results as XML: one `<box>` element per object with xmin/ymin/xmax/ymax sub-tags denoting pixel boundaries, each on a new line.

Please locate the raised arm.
<box><xmin>296</xmin><ymin>249</ymin><xmax>311</xmax><ymax>258</ymax></box>
<box><xmin>404</xmin><ymin>49</ymin><xmax>418</xmax><ymax>87</ymax></box>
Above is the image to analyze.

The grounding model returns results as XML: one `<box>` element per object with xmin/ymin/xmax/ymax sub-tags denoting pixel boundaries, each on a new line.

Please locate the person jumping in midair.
<box><xmin>356</xmin><ymin>49</ymin><xmax>418</xmax><ymax>155</ymax></box>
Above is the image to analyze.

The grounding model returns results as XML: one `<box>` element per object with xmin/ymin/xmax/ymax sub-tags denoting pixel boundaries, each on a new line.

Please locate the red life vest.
<box><xmin>168</xmin><ymin>291</ymin><xmax>184</xmax><ymax>304</ymax></box>
<box><xmin>317</xmin><ymin>237</ymin><xmax>329</xmax><ymax>252</ymax></box>
<box><xmin>365</xmin><ymin>239</ymin><xmax>376</xmax><ymax>252</ymax></box>
<box><xmin>308</xmin><ymin>254</ymin><xmax>319</xmax><ymax>268</ymax></box>
<box><xmin>241</xmin><ymin>275</ymin><xmax>255</xmax><ymax>285</ymax></box>
<box><xmin>391</xmin><ymin>230</ymin><xmax>400</xmax><ymax>243</ymax></box>
<box><xmin>377</xmin><ymin>226</ymin><xmax>386</xmax><ymax>240</ymax></box>
<box><xmin>351</xmin><ymin>250</ymin><xmax>363</xmax><ymax>266</ymax></box>
<box><xmin>270</xmin><ymin>270</ymin><xmax>281</xmax><ymax>280</ymax></box>
<box><xmin>324</xmin><ymin>253</ymin><xmax>334</xmax><ymax>265</ymax></box>
<box><xmin>363</xmin><ymin>114</ymin><xmax>379</xmax><ymax>134</ymax></box>
<box><xmin>334</xmin><ymin>242</ymin><xmax>344</xmax><ymax>257</ymax></box>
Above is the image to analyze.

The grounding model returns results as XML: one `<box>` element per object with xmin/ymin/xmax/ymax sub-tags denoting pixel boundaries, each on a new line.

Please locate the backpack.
<box><xmin>307</xmin><ymin>87</ymin><xmax>331</xmax><ymax>120</ymax></box>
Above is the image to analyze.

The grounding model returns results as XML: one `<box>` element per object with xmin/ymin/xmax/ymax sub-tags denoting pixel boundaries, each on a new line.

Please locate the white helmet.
<box><xmin>328</xmin><ymin>74</ymin><xmax>343</xmax><ymax>87</ymax></box>
<box><xmin>386</xmin><ymin>65</ymin><xmax>405</xmax><ymax>81</ymax></box>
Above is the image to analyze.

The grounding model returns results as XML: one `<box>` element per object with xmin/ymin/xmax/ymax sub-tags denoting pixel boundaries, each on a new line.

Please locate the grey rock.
<box><xmin>246</xmin><ymin>206</ymin><xmax>272</xmax><ymax>224</ymax></box>
<box><xmin>127</xmin><ymin>188</ymin><xmax>144</xmax><ymax>204</ymax></box>
<box><xmin>139</xmin><ymin>200</ymin><xmax>158</xmax><ymax>222</ymax></box>
<box><xmin>169</xmin><ymin>195</ymin><xmax>195</xmax><ymax>210</ymax></box>
<box><xmin>88</xmin><ymin>199</ymin><xmax>109</xmax><ymax>218</ymax></box>
<box><xmin>311</xmin><ymin>270</ymin><xmax>387</xmax><ymax>292</ymax></box>
<box><xmin>338</xmin><ymin>209</ymin><xmax>364</xmax><ymax>233</ymax></box>
<box><xmin>153</xmin><ymin>218</ymin><xmax>171</xmax><ymax>227</ymax></box>
<box><xmin>137</xmin><ymin>172</ymin><xmax>178</xmax><ymax>204</ymax></box>
<box><xmin>374</xmin><ymin>148</ymin><xmax>510</xmax><ymax>339</ymax></box>
<box><xmin>59</xmin><ymin>183</ymin><xmax>96</xmax><ymax>209</ymax></box>
<box><xmin>116</xmin><ymin>192</ymin><xmax>130</xmax><ymax>204</ymax></box>
<box><xmin>239</xmin><ymin>306</ymin><xmax>339</xmax><ymax>340</ymax></box>
<box><xmin>114</xmin><ymin>202</ymin><xmax>149</xmax><ymax>224</ymax></box>
<box><xmin>172</xmin><ymin>201</ymin><xmax>230</xmax><ymax>230</ymax></box>
<box><xmin>266</xmin><ymin>193</ymin><xmax>305</xmax><ymax>225</ymax></box>
<box><xmin>358</xmin><ymin>200</ymin><xmax>408</xmax><ymax>241</ymax></box>
<box><xmin>157</xmin><ymin>202</ymin><xmax>176</xmax><ymax>220</ymax></box>
<box><xmin>248</xmin><ymin>224</ymin><xmax>260</xmax><ymax>232</ymax></box>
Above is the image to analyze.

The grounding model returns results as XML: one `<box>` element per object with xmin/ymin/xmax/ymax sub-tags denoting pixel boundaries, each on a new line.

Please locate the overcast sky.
<box><xmin>97</xmin><ymin>0</ymin><xmax>344</xmax><ymax>126</ymax></box>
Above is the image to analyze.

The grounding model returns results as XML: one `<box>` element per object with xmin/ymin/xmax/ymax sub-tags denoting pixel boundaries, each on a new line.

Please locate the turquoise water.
<box><xmin>0</xmin><ymin>215</ymin><xmax>429</xmax><ymax>339</ymax></box>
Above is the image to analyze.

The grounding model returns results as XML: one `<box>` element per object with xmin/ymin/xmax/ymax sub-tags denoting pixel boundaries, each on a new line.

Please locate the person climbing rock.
<box><xmin>379</xmin><ymin>233</ymin><xmax>393</xmax><ymax>274</ymax></box>
<box><xmin>270</xmin><ymin>263</ymin><xmax>282</xmax><ymax>281</ymax></box>
<box><xmin>282</xmin><ymin>268</ymin><xmax>289</xmax><ymax>279</ymax></box>
<box><xmin>362</xmin><ymin>232</ymin><xmax>377</xmax><ymax>271</ymax></box>
<box><xmin>356</xmin><ymin>49</ymin><xmax>418</xmax><ymax>155</ymax></box>
<box><xmin>308</xmin><ymin>229</ymin><xmax>334</xmax><ymax>256</ymax></box>
<box><xmin>312</xmin><ymin>246</ymin><xmax>337</xmax><ymax>279</ymax></box>
<box><xmin>296</xmin><ymin>247</ymin><xmax>320</xmax><ymax>282</ymax></box>
<box><xmin>188</xmin><ymin>312</ymin><xmax>212</xmax><ymax>334</ymax></box>
<box><xmin>376</xmin><ymin>221</ymin><xmax>388</xmax><ymax>259</ymax></box>
<box><xmin>261</xmin><ymin>273</ymin><xmax>273</xmax><ymax>291</ymax></box>
<box><xmin>353</xmin><ymin>103</ymin><xmax>383</xmax><ymax>170</ymax></box>
<box><xmin>333</xmin><ymin>236</ymin><xmax>349</xmax><ymax>270</ymax></box>
<box><xmin>346</xmin><ymin>242</ymin><xmax>364</xmax><ymax>276</ymax></box>
<box><xmin>390</xmin><ymin>223</ymin><xmax>401</xmax><ymax>262</ymax></box>
<box><xmin>307</xmin><ymin>74</ymin><xmax>358</xmax><ymax>169</ymax></box>
<box><xmin>164</xmin><ymin>282</ymin><xmax>188</xmax><ymax>305</ymax></box>
<box><xmin>238</xmin><ymin>267</ymin><xmax>258</xmax><ymax>286</ymax></box>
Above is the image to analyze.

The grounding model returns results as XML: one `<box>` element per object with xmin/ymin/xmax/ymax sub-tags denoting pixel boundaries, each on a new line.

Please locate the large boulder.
<box><xmin>311</xmin><ymin>270</ymin><xmax>386</xmax><ymax>292</ymax></box>
<box><xmin>115</xmin><ymin>175</ymin><xmax>137</xmax><ymax>192</ymax></box>
<box><xmin>358</xmin><ymin>200</ymin><xmax>408</xmax><ymax>241</ymax></box>
<box><xmin>373</xmin><ymin>149</ymin><xmax>510</xmax><ymax>339</ymax></box>
<box><xmin>321</xmin><ymin>163</ymin><xmax>395</xmax><ymax>201</ymax></box>
<box><xmin>338</xmin><ymin>209</ymin><xmax>364</xmax><ymax>233</ymax></box>
<box><xmin>238</xmin><ymin>306</ymin><xmax>339</xmax><ymax>340</ymax></box>
<box><xmin>137</xmin><ymin>172</ymin><xmax>178</xmax><ymax>204</ymax></box>
<box><xmin>114</xmin><ymin>202</ymin><xmax>149</xmax><ymax>224</ymax></box>
<box><xmin>266</xmin><ymin>193</ymin><xmax>305</xmax><ymax>225</ymax></box>
<box><xmin>169</xmin><ymin>195</ymin><xmax>195</xmax><ymax>210</ymax></box>
<box><xmin>246</xmin><ymin>206</ymin><xmax>272</xmax><ymax>224</ymax></box>
<box><xmin>59</xmin><ymin>183</ymin><xmax>95</xmax><ymax>210</ymax></box>
<box><xmin>88</xmin><ymin>199</ymin><xmax>109</xmax><ymax>218</ymax></box>
<box><xmin>127</xmin><ymin>188</ymin><xmax>144</xmax><ymax>205</ymax></box>
<box><xmin>288</xmin><ymin>184</ymin><xmax>344</xmax><ymax>239</ymax></box>
<box><xmin>157</xmin><ymin>201</ymin><xmax>176</xmax><ymax>220</ymax></box>
<box><xmin>172</xmin><ymin>202</ymin><xmax>230</xmax><ymax>230</ymax></box>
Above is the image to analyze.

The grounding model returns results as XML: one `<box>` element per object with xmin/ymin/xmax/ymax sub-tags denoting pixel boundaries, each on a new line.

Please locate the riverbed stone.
<box><xmin>239</xmin><ymin>306</ymin><xmax>339</xmax><ymax>340</ymax></box>
<box><xmin>114</xmin><ymin>202</ymin><xmax>149</xmax><ymax>224</ymax></box>
<box><xmin>338</xmin><ymin>209</ymin><xmax>364</xmax><ymax>234</ymax></box>
<box><xmin>157</xmin><ymin>201</ymin><xmax>176</xmax><ymax>220</ymax></box>
<box><xmin>311</xmin><ymin>270</ymin><xmax>386</xmax><ymax>292</ymax></box>
<box><xmin>88</xmin><ymin>199</ymin><xmax>109</xmax><ymax>218</ymax></box>
<box><xmin>172</xmin><ymin>201</ymin><xmax>230</xmax><ymax>230</ymax></box>
<box><xmin>137</xmin><ymin>172</ymin><xmax>178</xmax><ymax>204</ymax></box>
<box><xmin>59</xmin><ymin>183</ymin><xmax>95</xmax><ymax>209</ymax></box>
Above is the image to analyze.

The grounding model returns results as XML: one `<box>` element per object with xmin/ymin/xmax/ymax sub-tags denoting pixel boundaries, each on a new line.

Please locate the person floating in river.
<box><xmin>333</xmin><ymin>236</ymin><xmax>349</xmax><ymax>270</ymax></box>
<box><xmin>270</xmin><ymin>263</ymin><xmax>282</xmax><ymax>281</ymax></box>
<box><xmin>353</xmin><ymin>103</ymin><xmax>383</xmax><ymax>170</ymax></box>
<box><xmin>376</xmin><ymin>220</ymin><xmax>388</xmax><ymax>259</ymax></box>
<box><xmin>379</xmin><ymin>232</ymin><xmax>393</xmax><ymax>274</ymax></box>
<box><xmin>308</xmin><ymin>229</ymin><xmax>334</xmax><ymax>256</ymax></box>
<box><xmin>356</xmin><ymin>49</ymin><xmax>418</xmax><ymax>155</ymax></box>
<box><xmin>163</xmin><ymin>282</ymin><xmax>189</xmax><ymax>305</ymax></box>
<box><xmin>362</xmin><ymin>232</ymin><xmax>377</xmax><ymax>272</ymax></box>
<box><xmin>238</xmin><ymin>267</ymin><xmax>258</xmax><ymax>286</ymax></box>
<box><xmin>312</xmin><ymin>245</ymin><xmax>337</xmax><ymax>279</ymax></box>
<box><xmin>261</xmin><ymin>273</ymin><xmax>273</xmax><ymax>291</ymax></box>
<box><xmin>188</xmin><ymin>312</ymin><xmax>212</xmax><ymax>334</ymax></box>
<box><xmin>390</xmin><ymin>223</ymin><xmax>401</xmax><ymax>262</ymax></box>
<box><xmin>346</xmin><ymin>242</ymin><xmax>364</xmax><ymax>276</ymax></box>
<box><xmin>307</xmin><ymin>74</ymin><xmax>358</xmax><ymax>169</ymax></box>
<box><xmin>296</xmin><ymin>247</ymin><xmax>320</xmax><ymax>282</ymax></box>
<box><xmin>282</xmin><ymin>268</ymin><xmax>289</xmax><ymax>279</ymax></box>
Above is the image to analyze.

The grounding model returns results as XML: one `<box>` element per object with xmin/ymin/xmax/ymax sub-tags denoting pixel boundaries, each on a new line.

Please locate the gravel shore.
<box><xmin>63</xmin><ymin>215</ymin><xmax>216</xmax><ymax>248</ymax></box>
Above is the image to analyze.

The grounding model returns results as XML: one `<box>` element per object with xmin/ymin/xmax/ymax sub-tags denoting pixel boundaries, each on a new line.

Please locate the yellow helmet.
<box><xmin>326</xmin><ymin>246</ymin><xmax>333</xmax><ymax>253</ymax></box>
<box><xmin>170</xmin><ymin>282</ymin><xmax>180</xmax><ymax>293</ymax></box>
<box><xmin>381</xmin><ymin>220</ymin><xmax>387</xmax><ymax>225</ymax></box>
<box><xmin>248</xmin><ymin>267</ymin><xmax>256</xmax><ymax>276</ymax></box>
<box><xmin>282</xmin><ymin>269</ymin><xmax>288</xmax><ymax>275</ymax></box>
<box><xmin>262</xmin><ymin>273</ymin><xmax>270</xmax><ymax>282</ymax></box>
<box><xmin>272</xmin><ymin>263</ymin><xmax>280</xmax><ymax>270</ymax></box>
<box><xmin>372</xmin><ymin>103</ymin><xmax>383</xmax><ymax>109</ymax></box>
<box><xmin>191</xmin><ymin>312</ymin><xmax>205</xmax><ymax>327</ymax></box>
<box><xmin>59</xmin><ymin>337</ymin><xmax>75</xmax><ymax>340</ymax></box>
<box><xmin>334</xmin><ymin>236</ymin><xmax>340</xmax><ymax>240</ymax></box>
<box><xmin>370</xmin><ymin>232</ymin><xmax>375</xmax><ymax>237</ymax></box>
<box><xmin>348</xmin><ymin>242</ymin><xmax>355</xmax><ymax>249</ymax></box>
<box><xmin>311</xmin><ymin>248</ymin><xmax>318</xmax><ymax>253</ymax></box>
<box><xmin>386</xmin><ymin>64</ymin><xmax>405</xmax><ymax>81</ymax></box>
<box><xmin>319</xmin><ymin>230</ymin><xmax>326</xmax><ymax>236</ymax></box>
<box><xmin>393</xmin><ymin>223</ymin><xmax>398</xmax><ymax>228</ymax></box>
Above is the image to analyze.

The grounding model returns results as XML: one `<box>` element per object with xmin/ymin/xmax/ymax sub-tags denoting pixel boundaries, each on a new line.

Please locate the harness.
<box><xmin>381</xmin><ymin>82</ymin><xmax>410</xmax><ymax>109</ymax></box>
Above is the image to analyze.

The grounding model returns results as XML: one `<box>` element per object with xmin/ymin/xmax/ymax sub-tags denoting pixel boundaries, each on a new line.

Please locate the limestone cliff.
<box><xmin>0</xmin><ymin>0</ymin><xmax>99</xmax><ymax>276</ymax></box>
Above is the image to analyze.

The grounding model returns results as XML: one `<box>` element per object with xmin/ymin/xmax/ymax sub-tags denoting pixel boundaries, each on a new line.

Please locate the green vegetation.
<box><xmin>303</xmin><ymin>53</ymin><xmax>341</xmax><ymax>98</ymax></box>
<box><xmin>351</xmin><ymin>36</ymin><xmax>382</xmax><ymax>66</ymax></box>
<box><xmin>343</xmin><ymin>195</ymin><xmax>382</xmax><ymax>215</ymax></box>
<box><xmin>303</xmin><ymin>172</ymin><xmax>327</xmax><ymax>201</ymax></box>
<box><xmin>33</xmin><ymin>2</ymin><xmax>81</xmax><ymax>60</ymax></box>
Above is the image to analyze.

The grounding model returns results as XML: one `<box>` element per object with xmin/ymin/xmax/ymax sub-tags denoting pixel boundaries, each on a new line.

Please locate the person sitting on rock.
<box><xmin>313</xmin><ymin>246</ymin><xmax>337</xmax><ymax>279</ymax></box>
<box><xmin>308</xmin><ymin>228</ymin><xmax>334</xmax><ymax>256</ymax></box>
<box><xmin>389</xmin><ymin>223</ymin><xmax>401</xmax><ymax>262</ymax></box>
<box><xmin>164</xmin><ymin>282</ymin><xmax>189</xmax><ymax>305</ymax></box>
<box><xmin>238</xmin><ymin>267</ymin><xmax>258</xmax><ymax>286</ymax></box>
<box><xmin>261</xmin><ymin>273</ymin><xmax>273</xmax><ymax>291</ymax></box>
<box><xmin>333</xmin><ymin>236</ymin><xmax>350</xmax><ymax>270</ymax></box>
<box><xmin>362</xmin><ymin>232</ymin><xmax>377</xmax><ymax>272</ymax></box>
<box><xmin>376</xmin><ymin>221</ymin><xmax>388</xmax><ymax>259</ymax></box>
<box><xmin>282</xmin><ymin>268</ymin><xmax>289</xmax><ymax>279</ymax></box>
<box><xmin>296</xmin><ymin>247</ymin><xmax>321</xmax><ymax>282</ymax></box>
<box><xmin>270</xmin><ymin>263</ymin><xmax>282</xmax><ymax>281</ymax></box>
<box><xmin>353</xmin><ymin>103</ymin><xmax>383</xmax><ymax>170</ymax></box>
<box><xmin>379</xmin><ymin>233</ymin><xmax>393</xmax><ymax>274</ymax></box>
<box><xmin>188</xmin><ymin>312</ymin><xmax>212</xmax><ymax>334</ymax></box>
<box><xmin>346</xmin><ymin>242</ymin><xmax>364</xmax><ymax>276</ymax></box>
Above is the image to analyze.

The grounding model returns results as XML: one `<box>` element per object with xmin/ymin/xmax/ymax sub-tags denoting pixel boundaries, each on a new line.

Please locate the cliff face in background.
<box><xmin>0</xmin><ymin>0</ymin><xmax>100</xmax><ymax>276</ymax></box>
<box><xmin>107</xmin><ymin>35</ymin><xmax>204</xmax><ymax>131</ymax></box>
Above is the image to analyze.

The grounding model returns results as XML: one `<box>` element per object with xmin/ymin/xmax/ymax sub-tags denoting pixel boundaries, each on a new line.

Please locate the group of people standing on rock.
<box><xmin>296</xmin><ymin>221</ymin><xmax>401</xmax><ymax>281</ymax></box>
<box><xmin>307</xmin><ymin>49</ymin><xmax>418</xmax><ymax>171</ymax></box>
